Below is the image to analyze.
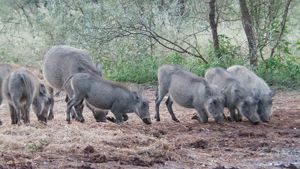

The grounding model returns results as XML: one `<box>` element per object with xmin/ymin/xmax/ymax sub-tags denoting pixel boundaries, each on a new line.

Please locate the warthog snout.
<box><xmin>142</xmin><ymin>118</ymin><xmax>152</xmax><ymax>125</ymax></box>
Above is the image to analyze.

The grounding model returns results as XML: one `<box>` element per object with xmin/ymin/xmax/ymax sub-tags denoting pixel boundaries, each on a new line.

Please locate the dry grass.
<box><xmin>0</xmin><ymin>89</ymin><xmax>299</xmax><ymax>169</ymax></box>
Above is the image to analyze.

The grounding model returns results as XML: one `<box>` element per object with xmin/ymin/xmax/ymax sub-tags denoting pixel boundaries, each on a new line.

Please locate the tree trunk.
<box><xmin>209</xmin><ymin>0</ymin><xmax>220</xmax><ymax>58</ymax></box>
<box><xmin>239</xmin><ymin>0</ymin><xmax>257</xmax><ymax>66</ymax></box>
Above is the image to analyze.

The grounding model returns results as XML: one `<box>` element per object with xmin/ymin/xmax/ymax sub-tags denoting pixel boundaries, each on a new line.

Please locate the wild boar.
<box><xmin>227</xmin><ymin>65</ymin><xmax>273</xmax><ymax>122</ymax></box>
<box><xmin>155</xmin><ymin>65</ymin><xmax>225</xmax><ymax>124</ymax></box>
<box><xmin>2</xmin><ymin>68</ymin><xmax>52</xmax><ymax>125</ymax></box>
<box><xmin>63</xmin><ymin>73</ymin><xmax>151</xmax><ymax>124</ymax></box>
<box><xmin>42</xmin><ymin>45</ymin><xmax>102</xmax><ymax>121</ymax></box>
<box><xmin>205</xmin><ymin>67</ymin><xmax>260</xmax><ymax>124</ymax></box>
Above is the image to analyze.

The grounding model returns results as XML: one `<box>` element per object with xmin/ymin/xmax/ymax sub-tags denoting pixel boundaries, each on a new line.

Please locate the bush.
<box><xmin>257</xmin><ymin>55</ymin><xmax>300</xmax><ymax>89</ymax></box>
<box><xmin>101</xmin><ymin>55</ymin><xmax>159</xmax><ymax>84</ymax></box>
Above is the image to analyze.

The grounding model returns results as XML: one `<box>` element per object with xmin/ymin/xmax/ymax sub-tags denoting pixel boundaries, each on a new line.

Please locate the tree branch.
<box><xmin>269</xmin><ymin>0</ymin><xmax>292</xmax><ymax>57</ymax></box>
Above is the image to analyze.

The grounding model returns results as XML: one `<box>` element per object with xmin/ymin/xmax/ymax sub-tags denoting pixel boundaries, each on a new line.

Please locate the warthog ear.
<box><xmin>132</xmin><ymin>91</ymin><xmax>140</xmax><ymax>101</ymax></box>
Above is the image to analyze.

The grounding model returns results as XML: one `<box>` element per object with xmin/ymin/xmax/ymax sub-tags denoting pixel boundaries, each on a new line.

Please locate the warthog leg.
<box><xmin>9</xmin><ymin>104</ymin><xmax>17</xmax><ymax>124</ymax></box>
<box><xmin>65</xmin><ymin>94</ymin><xmax>84</xmax><ymax>121</ymax></box>
<box><xmin>22</xmin><ymin>106</ymin><xmax>30</xmax><ymax>124</ymax></box>
<box><xmin>23</xmin><ymin>99</ymin><xmax>31</xmax><ymax>124</ymax></box>
<box><xmin>111</xmin><ymin>103</ymin><xmax>126</xmax><ymax>124</ymax></box>
<box><xmin>47</xmin><ymin>87</ymin><xmax>55</xmax><ymax>121</ymax></box>
<box><xmin>66</xmin><ymin>97</ymin><xmax>84</xmax><ymax>124</ymax></box>
<box><xmin>155</xmin><ymin>86</ymin><xmax>168</xmax><ymax>121</ymax></box>
<box><xmin>165</xmin><ymin>96</ymin><xmax>180</xmax><ymax>122</ymax></box>
<box><xmin>11</xmin><ymin>96</ymin><xmax>22</xmax><ymax>126</ymax></box>
<box><xmin>236</xmin><ymin>109</ymin><xmax>243</xmax><ymax>122</ymax></box>
<box><xmin>229</xmin><ymin>107</ymin><xmax>240</xmax><ymax>122</ymax></box>
<box><xmin>195</xmin><ymin>106</ymin><xmax>208</xmax><ymax>123</ymax></box>
<box><xmin>47</xmin><ymin>97</ymin><xmax>54</xmax><ymax>120</ymax></box>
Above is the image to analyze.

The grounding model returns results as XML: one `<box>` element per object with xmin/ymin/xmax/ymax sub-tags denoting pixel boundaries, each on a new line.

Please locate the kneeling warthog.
<box><xmin>205</xmin><ymin>67</ymin><xmax>260</xmax><ymax>124</ymax></box>
<box><xmin>63</xmin><ymin>73</ymin><xmax>151</xmax><ymax>124</ymax></box>
<box><xmin>227</xmin><ymin>65</ymin><xmax>273</xmax><ymax>122</ymax></box>
<box><xmin>155</xmin><ymin>65</ymin><xmax>225</xmax><ymax>124</ymax></box>
<box><xmin>42</xmin><ymin>45</ymin><xmax>104</xmax><ymax>122</ymax></box>
<box><xmin>2</xmin><ymin>68</ymin><xmax>52</xmax><ymax>125</ymax></box>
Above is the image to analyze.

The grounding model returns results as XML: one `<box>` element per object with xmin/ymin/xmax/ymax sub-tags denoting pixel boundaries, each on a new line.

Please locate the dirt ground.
<box><xmin>0</xmin><ymin>88</ymin><xmax>299</xmax><ymax>169</ymax></box>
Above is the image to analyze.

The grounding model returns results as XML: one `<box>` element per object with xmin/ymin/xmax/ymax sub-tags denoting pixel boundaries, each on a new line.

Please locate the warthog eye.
<box><xmin>142</xmin><ymin>102</ymin><xmax>148</xmax><ymax>108</ymax></box>
<box><xmin>212</xmin><ymin>100</ymin><xmax>217</xmax><ymax>105</ymax></box>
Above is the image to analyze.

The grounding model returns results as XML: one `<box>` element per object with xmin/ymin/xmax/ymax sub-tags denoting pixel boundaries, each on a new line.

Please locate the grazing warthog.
<box><xmin>155</xmin><ymin>65</ymin><xmax>225</xmax><ymax>124</ymax></box>
<box><xmin>42</xmin><ymin>45</ymin><xmax>103</xmax><ymax>122</ymax></box>
<box><xmin>205</xmin><ymin>67</ymin><xmax>260</xmax><ymax>124</ymax></box>
<box><xmin>2</xmin><ymin>68</ymin><xmax>52</xmax><ymax>125</ymax></box>
<box><xmin>63</xmin><ymin>73</ymin><xmax>151</xmax><ymax>124</ymax></box>
<box><xmin>227</xmin><ymin>65</ymin><xmax>273</xmax><ymax>122</ymax></box>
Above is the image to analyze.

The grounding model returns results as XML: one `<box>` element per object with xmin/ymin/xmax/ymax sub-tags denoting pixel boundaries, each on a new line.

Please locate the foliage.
<box><xmin>257</xmin><ymin>54</ymin><xmax>300</xmax><ymax>89</ymax></box>
<box><xmin>0</xmin><ymin>0</ymin><xmax>299</xmax><ymax>88</ymax></box>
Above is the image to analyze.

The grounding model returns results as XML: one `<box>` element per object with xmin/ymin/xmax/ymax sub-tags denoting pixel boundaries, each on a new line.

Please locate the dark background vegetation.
<box><xmin>0</xmin><ymin>0</ymin><xmax>299</xmax><ymax>88</ymax></box>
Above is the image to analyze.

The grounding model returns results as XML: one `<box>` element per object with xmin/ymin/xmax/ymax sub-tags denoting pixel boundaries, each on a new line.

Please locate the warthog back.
<box><xmin>227</xmin><ymin>65</ymin><xmax>273</xmax><ymax>122</ymax></box>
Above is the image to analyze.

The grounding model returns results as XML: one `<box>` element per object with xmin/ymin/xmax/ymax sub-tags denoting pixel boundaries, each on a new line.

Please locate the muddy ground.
<box><xmin>0</xmin><ymin>88</ymin><xmax>299</xmax><ymax>169</ymax></box>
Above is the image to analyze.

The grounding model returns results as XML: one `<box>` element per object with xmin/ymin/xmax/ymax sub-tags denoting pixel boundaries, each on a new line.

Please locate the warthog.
<box><xmin>0</xmin><ymin>63</ymin><xmax>21</xmax><ymax>125</ymax></box>
<box><xmin>2</xmin><ymin>68</ymin><xmax>52</xmax><ymax>125</ymax></box>
<box><xmin>42</xmin><ymin>45</ymin><xmax>103</xmax><ymax>122</ymax></box>
<box><xmin>205</xmin><ymin>67</ymin><xmax>260</xmax><ymax>124</ymax></box>
<box><xmin>227</xmin><ymin>65</ymin><xmax>273</xmax><ymax>122</ymax></box>
<box><xmin>155</xmin><ymin>65</ymin><xmax>225</xmax><ymax>124</ymax></box>
<box><xmin>63</xmin><ymin>73</ymin><xmax>151</xmax><ymax>124</ymax></box>
<box><xmin>0</xmin><ymin>63</ymin><xmax>21</xmax><ymax>106</ymax></box>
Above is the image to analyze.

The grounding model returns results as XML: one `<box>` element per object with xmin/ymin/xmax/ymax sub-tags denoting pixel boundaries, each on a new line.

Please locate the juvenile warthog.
<box><xmin>155</xmin><ymin>65</ymin><xmax>225</xmax><ymax>124</ymax></box>
<box><xmin>2</xmin><ymin>68</ymin><xmax>52</xmax><ymax>125</ymax></box>
<box><xmin>227</xmin><ymin>65</ymin><xmax>273</xmax><ymax>122</ymax></box>
<box><xmin>205</xmin><ymin>67</ymin><xmax>260</xmax><ymax>124</ymax></box>
<box><xmin>63</xmin><ymin>73</ymin><xmax>151</xmax><ymax>124</ymax></box>
<box><xmin>42</xmin><ymin>45</ymin><xmax>103</xmax><ymax>122</ymax></box>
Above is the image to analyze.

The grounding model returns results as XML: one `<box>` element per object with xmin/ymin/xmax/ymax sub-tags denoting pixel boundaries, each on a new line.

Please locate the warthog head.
<box><xmin>32</xmin><ymin>83</ymin><xmax>53</xmax><ymax>123</ymax></box>
<box><xmin>257</xmin><ymin>93</ymin><xmax>273</xmax><ymax>122</ymax></box>
<box><xmin>206</xmin><ymin>96</ymin><xmax>225</xmax><ymax>124</ymax></box>
<box><xmin>237</xmin><ymin>96</ymin><xmax>260</xmax><ymax>124</ymax></box>
<box><xmin>132</xmin><ymin>92</ymin><xmax>151</xmax><ymax>124</ymax></box>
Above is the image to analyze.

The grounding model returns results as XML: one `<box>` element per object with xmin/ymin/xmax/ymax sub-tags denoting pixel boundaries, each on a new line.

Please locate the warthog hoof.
<box><xmin>0</xmin><ymin>120</ymin><xmax>2</xmax><ymax>125</ymax></box>
<box><xmin>76</xmin><ymin>117</ymin><xmax>85</xmax><ymax>123</ymax></box>
<box><xmin>251</xmin><ymin>121</ymin><xmax>260</xmax><ymax>125</ymax></box>
<box><xmin>48</xmin><ymin>113</ymin><xmax>54</xmax><ymax>121</ymax></box>
<box><xmin>142</xmin><ymin>118</ymin><xmax>152</xmax><ymax>125</ymax></box>
<box><xmin>106</xmin><ymin>116</ymin><xmax>117</xmax><ymax>123</ymax></box>
<box><xmin>191</xmin><ymin>114</ymin><xmax>198</xmax><ymax>120</ymax></box>
<box><xmin>154</xmin><ymin>114</ymin><xmax>160</xmax><ymax>121</ymax></box>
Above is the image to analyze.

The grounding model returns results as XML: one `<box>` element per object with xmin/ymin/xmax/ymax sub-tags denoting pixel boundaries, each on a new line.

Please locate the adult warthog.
<box><xmin>2</xmin><ymin>68</ymin><xmax>52</xmax><ymax>125</ymax></box>
<box><xmin>155</xmin><ymin>65</ymin><xmax>225</xmax><ymax>124</ymax></box>
<box><xmin>227</xmin><ymin>65</ymin><xmax>273</xmax><ymax>122</ymax></box>
<box><xmin>205</xmin><ymin>67</ymin><xmax>260</xmax><ymax>124</ymax></box>
<box><xmin>42</xmin><ymin>45</ymin><xmax>104</xmax><ymax>122</ymax></box>
<box><xmin>63</xmin><ymin>73</ymin><xmax>151</xmax><ymax>124</ymax></box>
